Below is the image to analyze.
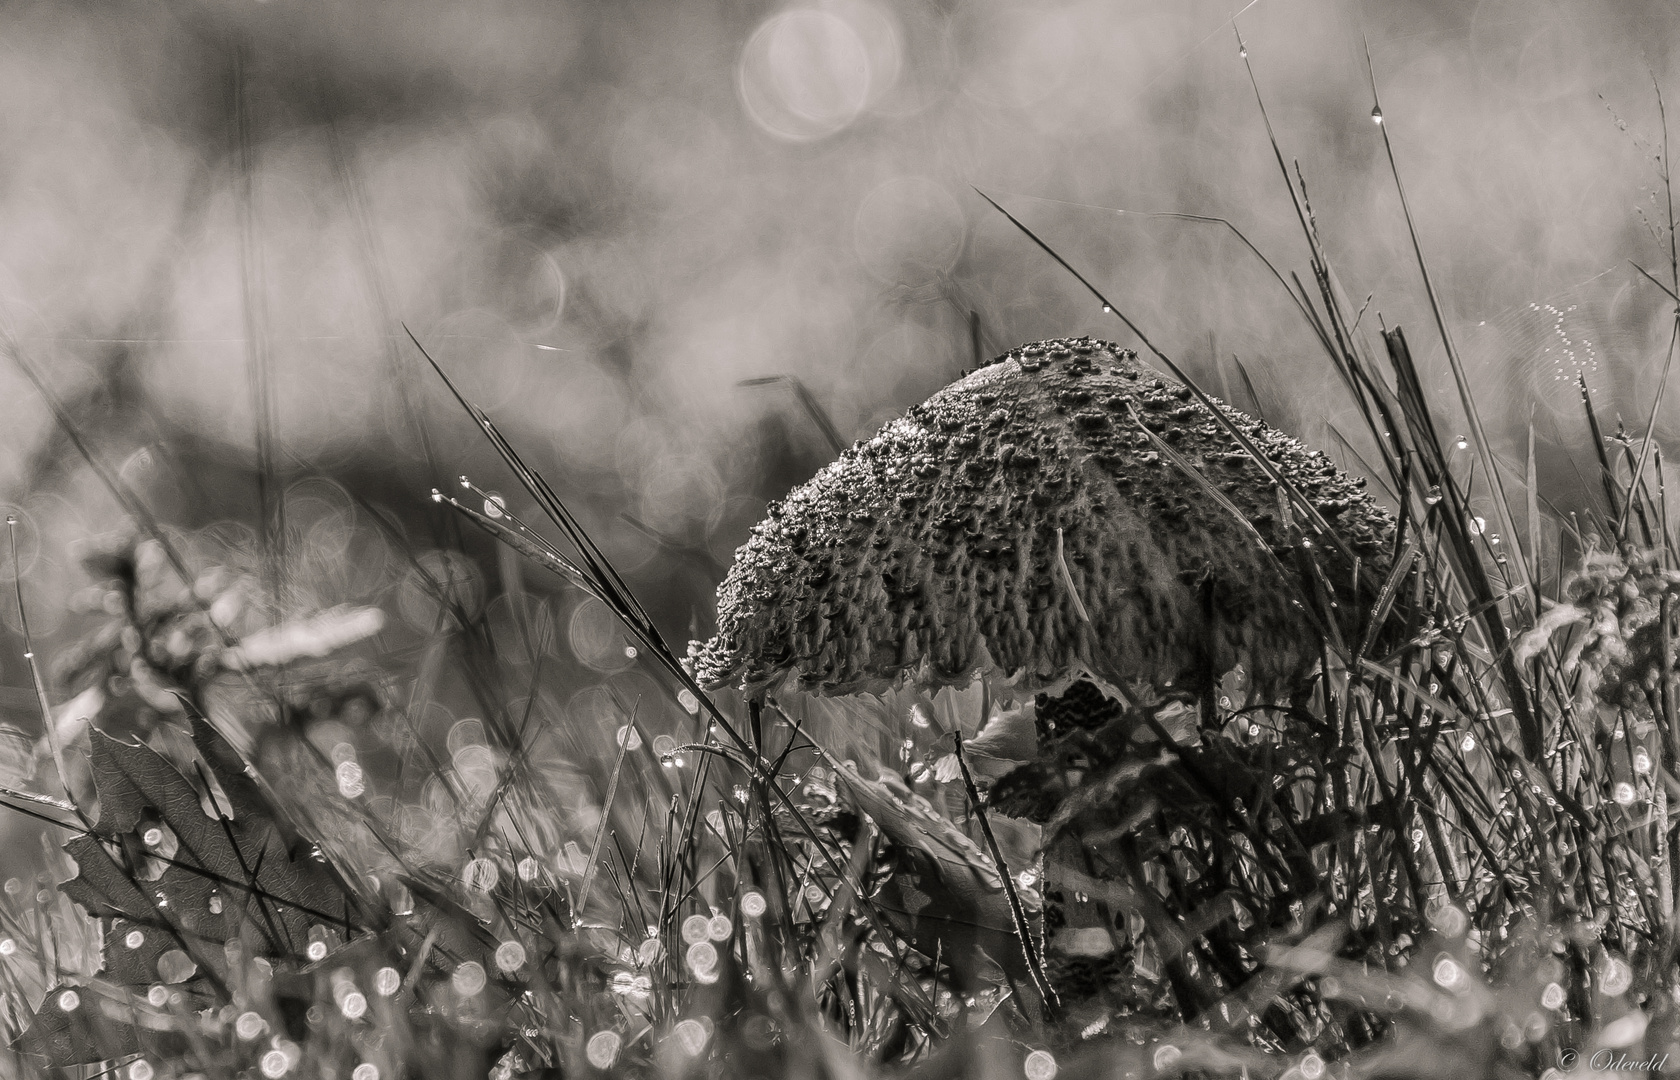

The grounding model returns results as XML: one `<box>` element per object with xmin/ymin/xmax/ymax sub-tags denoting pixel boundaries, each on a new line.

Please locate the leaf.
<box><xmin>78</xmin><ymin>723</ymin><xmax>353</xmax><ymax>956</ymax></box>
<box><xmin>832</xmin><ymin>761</ymin><xmax>1009</xmax><ymax>895</ymax></box>
<box><xmin>24</xmin><ymin>717</ymin><xmax>364</xmax><ymax>1063</ymax></box>
<box><xmin>16</xmin><ymin>983</ymin><xmax>143</xmax><ymax>1068</ymax></box>
<box><xmin>826</xmin><ymin>757</ymin><xmax>1042</xmax><ymax>985</ymax></box>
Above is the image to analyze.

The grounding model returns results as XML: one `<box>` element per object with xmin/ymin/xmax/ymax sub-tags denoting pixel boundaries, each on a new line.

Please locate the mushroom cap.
<box><xmin>693</xmin><ymin>338</ymin><xmax>1393</xmax><ymax>699</ymax></box>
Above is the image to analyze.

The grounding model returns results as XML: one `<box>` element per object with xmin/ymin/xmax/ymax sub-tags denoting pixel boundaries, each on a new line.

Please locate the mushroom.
<box><xmin>694</xmin><ymin>337</ymin><xmax>1391</xmax><ymax>702</ymax></box>
<box><xmin>691</xmin><ymin>337</ymin><xmax>1394</xmax><ymax>1008</ymax></box>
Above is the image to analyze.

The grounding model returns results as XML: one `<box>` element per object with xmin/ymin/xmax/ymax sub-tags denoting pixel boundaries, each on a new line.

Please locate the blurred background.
<box><xmin>1</xmin><ymin>0</ymin><xmax>1678</xmax><ymax>748</ymax></box>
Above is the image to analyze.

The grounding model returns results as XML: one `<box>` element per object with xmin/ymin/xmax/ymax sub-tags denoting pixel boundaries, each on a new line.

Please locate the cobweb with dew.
<box><xmin>1461</xmin><ymin>269</ymin><xmax>1659</xmax><ymax>425</ymax></box>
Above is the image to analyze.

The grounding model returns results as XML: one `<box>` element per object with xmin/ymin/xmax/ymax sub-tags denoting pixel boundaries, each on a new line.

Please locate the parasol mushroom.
<box><xmin>691</xmin><ymin>336</ymin><xmax>1395</xmax><ymax>1010</ymax></box>
<box><xmin>693</xmin><ymin>337</ymin><xmax>1391</xmax><ymax>702</ymax></box>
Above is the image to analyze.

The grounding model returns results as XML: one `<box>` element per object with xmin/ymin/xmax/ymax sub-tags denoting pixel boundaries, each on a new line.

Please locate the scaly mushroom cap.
<box><xmin>693</xmin><ymin>338</ymin><xmax>1393</xmax><ymax>699</ymax></box>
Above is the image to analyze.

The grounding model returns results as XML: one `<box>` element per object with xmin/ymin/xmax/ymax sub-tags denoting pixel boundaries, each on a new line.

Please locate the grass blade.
<box><xmin>1364</xmin><ymin>40</ymin><xmax>1531</xmax><ymax>602</ymax></box>
<box><xmin>576</xmin><ymin>712</ymin><xmax>634</xmax><ymax>926</ymax></box>
<box><xmin>7</xmin><ymin>519</ymin><xmax>83</xmax><ymax>823</ymax></box>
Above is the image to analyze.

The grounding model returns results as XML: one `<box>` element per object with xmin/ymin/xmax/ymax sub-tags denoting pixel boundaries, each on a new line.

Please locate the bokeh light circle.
<box><xmin>586</xmin><ymin>1030</ymin><xmax>621</xmax><ymax>1069</ymax></box>
<box><xmin>685</xmin><ymin>940</ymin><xmax>717</xmax><ymax>975</ymax></box>
<box><xmin>397</xmin><ymin>549</ymin><xmax>485</xmax><ymax>632</ymax></box>
<box><xmin>569</xmin><ymin>597</ymin><xmax>636</xmax><ymax>672</ymax></box>
<box><xmin>451</xmin><ymin>960</ymin><xmax>487</xmax><ymax>996</ymax></box>
<box><xmin>495</xmin><ymin>940</ymin><xmax>527</xmax><ymax>973</ymax></box>
<box><xmin>854</xmin><ymin>177</ymin><xmax>965</xmax><ymax>287</ymax></box>
<box><xmin>682</xmin><ymin>914</ymin><xmax>712</xmax><ymax>945</ymax></box>
<box><xmin>672</xmin><ymin>1017</ymin><xmax>709</xmax><ymax>1056</ymax></box>
<box><xmin>738</xmin><ymin>10</ymin><xmax>874</xmax><ymax>142</ymax></box>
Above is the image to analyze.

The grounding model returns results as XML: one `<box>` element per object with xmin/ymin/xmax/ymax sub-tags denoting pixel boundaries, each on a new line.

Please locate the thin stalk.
<box><xmin>952</xmin><ymin>729</ymin><xmax>1056</xmax><ymax>1014</ymax></box>
<box><xmin>7</xmin><ymin>519</ymin><xmax>82</xmax><ymax>823</ymax></box>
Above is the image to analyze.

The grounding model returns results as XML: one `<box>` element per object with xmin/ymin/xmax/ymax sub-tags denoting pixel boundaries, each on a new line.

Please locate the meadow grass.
<box><xmin>2</xmin><ymin>33</ymin><xmax>1680</xmax><ymax>1080</ymax></box>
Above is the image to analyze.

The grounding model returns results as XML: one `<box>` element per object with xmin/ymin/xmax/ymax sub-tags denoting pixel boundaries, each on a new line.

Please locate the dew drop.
<box><xmin>336</xmin><ymin>760</ymin><xmax>365</xmax><ymax>799</ymax></box>
<box><xmin>157</xmin><ymin>949</ymin><xmax>196</xmax><ymax>983</ymax></box>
